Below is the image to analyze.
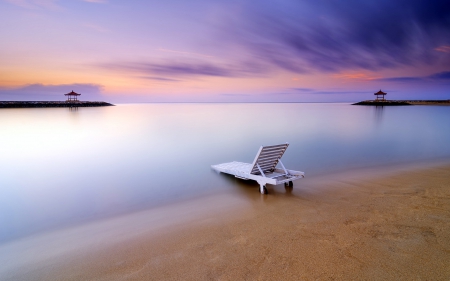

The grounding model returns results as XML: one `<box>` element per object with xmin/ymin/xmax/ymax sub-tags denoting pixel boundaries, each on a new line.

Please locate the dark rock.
<box><xmin>352</xmin><ymin>101</ymin><xmax>411</xmax><ymax>106</ymax></box>
<box><xmin>0</xmin><ymin>101</ymin><xmax>114</xmax><ymax>108</ymax></box>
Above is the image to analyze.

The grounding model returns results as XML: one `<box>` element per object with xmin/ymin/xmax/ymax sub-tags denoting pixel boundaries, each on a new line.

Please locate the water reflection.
<box><xmin>0</xmin><ymin>103</ymin><xmax>450</xmax><ymax>243</ymax></box>
<box><xmin>373</xmin><ymin>105</ymin><xmax>384</xmax><ymax>126</ymax></box>
<box><xmin>284</xmin><ymin>185</ymin><xmax>293</xmax><ymax>194</ymax></box>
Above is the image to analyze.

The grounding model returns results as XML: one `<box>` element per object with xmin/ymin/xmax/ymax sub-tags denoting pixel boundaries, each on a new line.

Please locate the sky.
<box><xmin>0</xmin><ymin>0</ymin><xmax>449</xmax><ymax>102</ymax></box>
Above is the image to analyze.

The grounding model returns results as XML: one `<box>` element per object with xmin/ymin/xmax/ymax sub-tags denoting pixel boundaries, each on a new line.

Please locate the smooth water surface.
<box><xmin>1</xmin><ymin>103</ymin><xmax>450</xmax><ymax>242</ymax></box>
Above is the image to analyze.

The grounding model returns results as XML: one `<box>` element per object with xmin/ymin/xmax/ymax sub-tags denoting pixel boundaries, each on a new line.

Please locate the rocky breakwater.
<box><xmin>353</xmin><ymin>100</ymin><xmax>450</xmax><ymax>106</ymax></box>
<box><xmin>352</xmin><ymin>100</ymin><xmax>411</xmax><ymax>106</ymax></box>
<box><xmin>0</xmin><ymin>101</ymin><xmax>114</xmax><ymax>108</ymax></box>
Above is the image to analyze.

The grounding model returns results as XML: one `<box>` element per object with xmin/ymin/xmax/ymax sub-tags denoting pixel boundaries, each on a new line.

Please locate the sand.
<box><xmin>1</xmin><ymin>163</ymin><xmax>450</xmax><ymax>280</ymax></box>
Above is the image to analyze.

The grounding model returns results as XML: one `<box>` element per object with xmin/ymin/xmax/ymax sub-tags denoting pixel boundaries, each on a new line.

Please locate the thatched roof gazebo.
<box><xmin>65</xmin><ymin>90</ymin><xmax>81</xmax><ymax>102</ymax></box>
<box><xmin>374</xmin><ymin>90</ymin><xmax>386</xmax><ymax>101</ymax></box>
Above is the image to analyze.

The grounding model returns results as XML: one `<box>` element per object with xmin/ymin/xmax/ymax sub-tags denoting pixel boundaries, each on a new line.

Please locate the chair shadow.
<box><xmin>213</xmin><ymin>170</ymin><xmax>301</xmax><ymax>203</ymax></box>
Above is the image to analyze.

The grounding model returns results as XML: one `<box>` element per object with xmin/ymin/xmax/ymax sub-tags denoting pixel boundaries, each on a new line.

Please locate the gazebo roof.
<box><xmin>374</xmin><ymin>90</ymin><xmax>386</xmax><ymax>95</ymax></box>
<box><xmin>65</xmin><ymin>90</ymin><xmax>81</xmax><ymax>96</ymax></box>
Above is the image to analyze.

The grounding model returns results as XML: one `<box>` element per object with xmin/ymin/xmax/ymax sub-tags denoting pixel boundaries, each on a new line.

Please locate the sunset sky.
<box><xmin>1</xmin><ymin>0</ymin><xmax>449</xmax><ymax>102</ymax></box>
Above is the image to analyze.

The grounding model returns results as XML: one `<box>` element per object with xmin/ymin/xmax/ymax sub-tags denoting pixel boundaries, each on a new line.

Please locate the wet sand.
<box><xmin>1</xmin><ymin>163</ymin><xmax>450</xmax><ymax>280</ymax></box>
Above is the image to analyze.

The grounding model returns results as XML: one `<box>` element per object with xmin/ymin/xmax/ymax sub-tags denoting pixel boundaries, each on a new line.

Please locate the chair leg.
<box><xmin>259</xmin><ymin>185</ymin><xmax>268</xmax><ymax>194</ymax></box>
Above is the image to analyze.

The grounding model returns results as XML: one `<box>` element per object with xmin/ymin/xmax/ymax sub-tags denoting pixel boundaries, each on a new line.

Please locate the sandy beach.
<box><xmin>1</xmin><ymin>162</ymin><xmax>450</xmax><ymax>280</ymax></box>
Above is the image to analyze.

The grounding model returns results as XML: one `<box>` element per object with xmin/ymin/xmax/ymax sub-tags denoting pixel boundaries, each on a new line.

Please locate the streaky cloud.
<box><xmin>144</xmin><ymin>77</ymin><xmax>180</xmax><ymax>82</ymax></box>
<box><xmin>219</xmin><ymin>93</ymin><xmax>251</xmax><ymax>96</ymax></box>
<box><xmin>428</xmin><ymin>71</ymin><xmax>450</xmax><ymax>80</ymax></box>
<box><xmin>309</xmin><ymin>91</ymin><xmax>369</xmax><ymax>95</ymax></box>
<box><xmin>377</xmin><ymin>71</ymin><xmax>450</xmax><ymax>82</ymax></box>
<box><xmin>435</xmin><ymin>46</ymin><xmax>450</xmax><ymax>53</ymax></box>
<box><xmin>0</xmin><ymin>83</ymin><xmax>104</xmax><ymax>101</ymax></box>
<box><xmin>290</xmin><ymin>88</ymin><xmax>315</xmax><ymax>92</ymax></box>
<box><xmin>271</xmin><ymin>90</ymin><xmax>368</xmax><ymax>95</ymax></box>
<box><xmin>13</xmin><ymin>83</ymin><xmax>103</xmax><ymax>93</ymax></box>
<box><xmin>82</xmin><ymin>0</ymin><xmax>107</xmax><ymax>3</ymax></box>
<box><xmin>4</xmin><ymin>0</ymin><xmax>60</xmax><ymax>10</ymax></box>
<box><xmin>377</xmin><ymin>77</ymin><xmax>423</xmax><ymax>82</ymax></box>
<box><xmin>98</xmin><ymin>60</ymin><xmax>268</xmax><ymax>78</ymax></box>
<box><xmin>222</xmin><ymin>0</ymin><xmax>450</xmax><ymax>73</ymax></box>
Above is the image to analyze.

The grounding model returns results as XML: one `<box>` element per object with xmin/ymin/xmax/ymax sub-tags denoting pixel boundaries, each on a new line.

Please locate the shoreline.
<box><xmin>1</xmin><ymin>161</ymin><xmax>449</xmax><ymax>280</ymax></box>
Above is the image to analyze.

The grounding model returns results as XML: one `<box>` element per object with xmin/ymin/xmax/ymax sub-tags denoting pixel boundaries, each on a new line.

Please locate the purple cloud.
<box><xmin>143</xmin><ymin>77</ymin><xmax>180</xmax><ymax>82</ymax></box>
<box><xmin>291</xmin><ymin>88</ymin><xmax>315</xmax><ymax>92</ymax></box>
<box><xmin>377</xmin><ymin>71</ymin><xmax>450</xmax><ymax>82</ymax></box>
<box><xmin>0</xmin><ymin>83</ymin><xmax>104</xmax><ymax>101</ymax></box>
<box><xmin>219</xmin><ymin>93</ymin><xmax>251</xmax><ymax>96</ymax></box>
<box><xmin>428</xmin><ymin>71</ymin><xmax>450</xmax><ymax>80</ymax></box>
<box><xmin>266</xmin><ymin>89</ymin><xmax>370</xmax><ymax>97</ymax></box>
<box><xmin>377</xmin><ymin>77</ymin><xmax>424</xmax><ymax>82</ymax></box>
<box><xmin>99</xmin><ymin>60</ymin><xmax>267</xmax><ymax>78</ymax></box>
<box><xmin>220</xmin><ymin>0</ymin><xmax>450</xmax><ymax>73</ymax></box>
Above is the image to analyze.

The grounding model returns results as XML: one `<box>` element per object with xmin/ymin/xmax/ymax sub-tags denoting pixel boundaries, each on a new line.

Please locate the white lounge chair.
<box><xmin>211</xmin><ymin>143</ymin><xmax>305</xmax><ymax>194</ymax></box>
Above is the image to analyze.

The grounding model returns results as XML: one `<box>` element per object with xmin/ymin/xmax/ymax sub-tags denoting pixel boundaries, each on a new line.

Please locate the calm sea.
<box><xmin>1</xmin><ymin>103</ymin><xmax>450</xmax><ymax>243</ymax></box>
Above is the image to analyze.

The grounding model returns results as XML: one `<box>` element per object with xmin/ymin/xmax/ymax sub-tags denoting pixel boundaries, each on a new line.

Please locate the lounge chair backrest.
<box><xmin>249</xmin><ymin>143</ymin><xmax>289</xmax><ymax>175</ymax></box>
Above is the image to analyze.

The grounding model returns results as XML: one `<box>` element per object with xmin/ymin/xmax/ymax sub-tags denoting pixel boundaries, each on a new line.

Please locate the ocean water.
<box><xmin>1</xmin><ymin>103</ymin><xmax>450</xmax><ymax>243</ymax></box>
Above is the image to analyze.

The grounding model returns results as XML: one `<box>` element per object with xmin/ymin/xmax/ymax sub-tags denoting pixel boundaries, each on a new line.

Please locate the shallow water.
<box><xmin>1</xmin><ymin>103</ymin><xmax>450</xmax><ymax>242</ymax></box>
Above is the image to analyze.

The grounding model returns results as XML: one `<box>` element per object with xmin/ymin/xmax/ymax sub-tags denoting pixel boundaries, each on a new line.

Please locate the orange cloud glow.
<box><xmin>333</xmin><ymin>73</ymin><xmax>380</xmax><ymax>80</ymax></box>
<box><xmin>435</xmin><ymin>46</ymin><xmax>450</xmax><ymax>53</ymax></box>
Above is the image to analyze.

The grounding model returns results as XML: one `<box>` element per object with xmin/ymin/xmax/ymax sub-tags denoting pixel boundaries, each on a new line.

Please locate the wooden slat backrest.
<box><xmin>249</xmin><ymin>143</ymin><xmax>289</xmax><ymax>175</ymax></box>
